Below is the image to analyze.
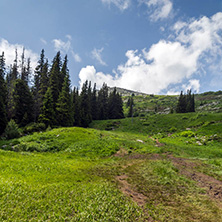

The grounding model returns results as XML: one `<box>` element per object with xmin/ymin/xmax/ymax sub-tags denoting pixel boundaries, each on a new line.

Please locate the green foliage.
<box><xmin>23</xmin><ymin>122</ymin><xmax>46</xmax><ymax>134</ymax></box>
<box><xmin>4</xmin><ymin>119</ymin><xmax>21</xmax><ymax>139</ymax></box>
<box><xmin>12</xmin><ymin>79</ymin><xmax>34</xmax><ymax>126</ymax></box>
<box><xmin>179</xmin><ymin>130</ymin><xmax>195</xmax><ymax>137</ymax></box>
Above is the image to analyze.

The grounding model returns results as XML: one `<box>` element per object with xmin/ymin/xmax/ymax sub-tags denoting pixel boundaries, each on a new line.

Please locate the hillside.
<box><xmin>0</xmin><ymin>92</ymin><xmax>222</xmax><ymax>221</ymax></box>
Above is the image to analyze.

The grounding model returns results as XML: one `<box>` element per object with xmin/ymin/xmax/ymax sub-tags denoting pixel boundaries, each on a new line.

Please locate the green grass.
<box><xmin>0</xmin><ymin>150</ymin><xmax>144</xmax><ymax>221</ymax></box>
<box><xmin>0</xmin><ymin>110</ymin><xmax>222</xmax><ymax>221</ymax></box>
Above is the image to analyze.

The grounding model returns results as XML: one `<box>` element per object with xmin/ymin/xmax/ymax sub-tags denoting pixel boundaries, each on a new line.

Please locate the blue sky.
<box><xmin>0</xmin><ymin>0</ymin><xmax>222</xmax><ymax>94</ymax></box>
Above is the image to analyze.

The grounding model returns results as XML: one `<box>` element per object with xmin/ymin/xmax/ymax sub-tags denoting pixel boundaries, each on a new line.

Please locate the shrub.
<box><xmin>169</xmin><ymin>127</ymin><xmax>177</xmax><ymax>133</ymax></box>
<box><xmin>23</xmin><ymin>122</ymin><xmax>46</xmax><ymax>134</ymax></box>
<box><xmin>179</xmin><ymin>130</ymin><xmax>195</xmax><ymax>138</ymax></box>
<box><xmin>4</xmin><ymin>119</ymin><xmax>21</xmax><ymax>139</ymax></box>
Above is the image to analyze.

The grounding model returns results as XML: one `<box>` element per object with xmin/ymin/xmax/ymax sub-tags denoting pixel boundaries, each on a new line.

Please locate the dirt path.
<box><xmin>116</xmin><ymin>174</ymin><xmax>147</xmax><ymax>207</ymax></box>
<box><xmin>168</xmin><ymin>155</ymin><xmax>222</xmax><ymax>203</ymax></box>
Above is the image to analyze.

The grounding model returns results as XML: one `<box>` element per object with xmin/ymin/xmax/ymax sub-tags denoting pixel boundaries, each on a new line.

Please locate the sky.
<box><xmin>0</xmin><ymin>0</ymin><xmax>222</xmax><ymax>94</ymax></box>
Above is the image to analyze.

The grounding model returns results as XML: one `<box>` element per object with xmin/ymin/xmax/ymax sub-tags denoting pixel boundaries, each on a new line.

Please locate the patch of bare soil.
<box><xmin>168</xmin><ymin>155</ymin><xmax>222</xmax><ymax>203</ymax></box>
<box><xmin>113</xmin><ymin>147</ymin><xmax>128</xmax><ymax>157</ymax></box>
<box><xmin>150</xmin><ymin>137</ymin><xmax>165</xmax><ymax>147</ymax></box>
<box><xmin>116</xmin><ymin>174</ymin><xmax>147</xmax><ymax>207</ymax></box>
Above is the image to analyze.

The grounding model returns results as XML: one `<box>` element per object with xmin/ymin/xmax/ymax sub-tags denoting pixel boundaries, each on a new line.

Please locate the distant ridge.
<box><xmin>108</xmin><ymin>87</ymin><xmax>148</xmax><ymax>96</ymax></box>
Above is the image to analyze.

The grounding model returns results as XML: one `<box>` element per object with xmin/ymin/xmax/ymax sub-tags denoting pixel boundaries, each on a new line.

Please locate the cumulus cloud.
<box><xmin>52</xmin><ymin>35</ymin><xmax>81</xmax><ymax>63</ymax></box>
<box><xmin>182</xmin><ymin>79</ymin><xmax>200</xmax><ymax>93</ymax></box>
<box><xmin>101</xmin><ymin>0</ymin><xmax>131</xmax><ymax>11</ymax></box>
<box><xmin>79</xmin><ymin>12</ymin><xmax>222</xmax><ymax>94</ymax></box>
<box><xmin>140</xmin><ymin>0</ymin><xmax>173</xmax><ymax>21</ymax></box>
<box><xmin>0</xmin><ymin>38</ymin><xmax>38</xmax><ymax>72</ymax></box>
<box><xmin>91</xmin><ymin>48</ymin><xmax>107</xmax><ymax>66</ymax></box>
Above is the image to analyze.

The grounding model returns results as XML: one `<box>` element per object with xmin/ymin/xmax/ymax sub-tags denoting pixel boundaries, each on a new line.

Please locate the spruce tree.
<box><xmin>49</xmin><ymin>51</ymin><xmax>61</xmax><ymax>108</ymax></box>
<box><xmin>80</xmin><ymin>80</ymin><xmax>92</xmax><ymax>127</ymax></box>
<box><xmin>91</xmin><ymin>83</ymin><xmax>98</xmax><ymax>120</ymax></box>
<box><xmin>108</xmin><ymin>87</ymin><xmax>124</xmax><ymax>119</ymax></box>
<box><xmin>39</xmin><ymin>87</ymin><xmax>56</xmax><ymax>126</ymax></box>
<box><xmin>98</xmin><ymin>83</ymin><xmax>109</xmax><ymax>120</ymax></box>
<box><xmin>56</xmin><ymin>73</ymin><xmax>73</xmax><ymax>126</ymax></box>
<box><xmin>33</xmin><ymin>49</ymin><xmax>45</xmax><ymax>121</ymax></box>
<box><xmin>127</xmin><ymin>95</ymin><xmax>134</xmax><ymax>117</ymax></box>
<box><xmin>0</xmin><ymin>52</ymin><xmax>7</xmax><ymax>134</ymax></box>
<box><xmin>72</xmin><ymin>87</ymin><xmax>81</xmax><ymax>126</ymax></box>
<box><xmin>176</xmin><ymin>91</ymin><xmax>187</xmax><ymax>113</ymax></box>
<box><xmin>12</xmin><ymin>79</ymin><xmax>34</xmax><ymax>126</ymax></box>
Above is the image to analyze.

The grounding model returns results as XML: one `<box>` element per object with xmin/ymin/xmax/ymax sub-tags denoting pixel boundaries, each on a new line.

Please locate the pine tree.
<box><xmin>39</xmin><ymin>59</ymin><xmax>49</xmax><ymax>101</ymax></box>
<box><xmin>80</xmin><ymin>80</ymin><xmax>92</xmax><ymax>127</ymax></box>
<box><xmin>33</xmin><ymin>49</ymin><xmax>45</xmax><ymax>121</ymax></box>
<box><xmin>39</xmin><ymin>87</ymin><xmax>56</xmax><ymax>126</ymax></box>
<box><xmin>72</xmin><ymin>87</ymin><xmax>81</xmax><ymax>126</ymax></box>
<box><xmin>108</xmin><ymin>87</ymin><xmax>124</xmax><ymax>119</ymax></box>
<box><xmin>0</xmin><ymin>52</ymin><xmax>7</xmax><ymax>134</ymax></box>
<box><xmin>49</xmin><ymin>51</ymin><xmax>61</xmax><ymax>108</ymax></box>
<box><xmin>98</xmin><ymin>83</ymin><xmax>109</xmax><ymax>120</ymax></box>
<box><xmin>56</xmin><ymin>72</ymin><xmax>73</xmax><ymax>126</ymax></box>
<box><xmin>176</xmin><ymin>91</ymin><xmax>187</xmax><ymax>113</ymax></box>
<box><xmin>12</xmin><ymin>79</ymin><xmax>34</xmax><ymax>126</ymax></box>
<box><xmin>127</xmin><ymin>95</ymin><xmax>134</xmax><ymax>117</ymax></box>
<box><xmin>91</xmin><ymin>83</ymin><xmax>98</xmax><ymax>120</ymax></box>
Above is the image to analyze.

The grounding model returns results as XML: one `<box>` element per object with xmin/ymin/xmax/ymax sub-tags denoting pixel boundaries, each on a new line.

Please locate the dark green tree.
<box><xmin>72</xmin><ymin>87</ymin><xmax>81</xmax><ymax>126</ymax></box>
<box><xmin>98</xmin><ymin>83</ymin><xmax>109</xmax><ymax>120</ymax></box>
<box><xmin>91</xmin><ymin>83</ymin><xmax>98</xmax><ymax>120</ymax></box>
<box><xmin>127</xmin><ymin>94</ymin><xmax>134</xmax><ymax>117</ymax></box>
<box><xmin>0</xmin><ymin>52</ymin><xmax>7</xmax><ymax>134</ymax></box>
<box><xmin>49</xmin><ymin>51</ymin><xmax>61</xmax><ymax>108</ymax></box>
<box><xmin>108</xmin><ymin>87</ymin><xmax>124</xmax><ymax>119</ymax></box>
<box><xmin>80</xmin><ymin>80</ymin><xmax>92</xmax><ymax>127</ymax></box>
<box><xmin>33</xmin><ymin>49</ymin><xmax>46</xmax><ymax>121</ymax></box>
<box><xmin>56</xmin><ymin>72</ymin><xmax>73</xmax><ymax>126</ymax></box>
<box><xmin>38</xmin><ymin>87</ymin><xmax>56</xmax><ymax>126</ymax></box>
<box><xmin>176</xmin><ymin>91</ymin><xmax>187</xmax><ymax>113</ymax></box>
<box><xmin>12</xmin><ymin>79</ymin><xmax>34</xmax><ymax>126</ymax></box>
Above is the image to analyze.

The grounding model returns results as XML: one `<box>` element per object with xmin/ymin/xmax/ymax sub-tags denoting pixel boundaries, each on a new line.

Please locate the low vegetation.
<box><xmin>0</xmin><ymin>89</ymin><xmax>222</xmax><ymax>221</ymax></box>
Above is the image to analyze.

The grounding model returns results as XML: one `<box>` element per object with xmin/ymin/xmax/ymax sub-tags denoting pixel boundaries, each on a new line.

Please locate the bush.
<box><xmin>179</xmin><ymin>130</ymin><xmax>195</xmax><ymax>138</ymax></box>
<box><xmin>23</xmin><ymin>122</ymin><xmax>46</xmax><ymax>134</ymax></box>
<box><xmin>4</xmin><ymin>119</ymin><xmax>21</xmax><ymax>139</ymax></box>
<box><xmin>169</xmin><ymin>127</ymin><xmax>177</xmax><ymax>133</ymax></box>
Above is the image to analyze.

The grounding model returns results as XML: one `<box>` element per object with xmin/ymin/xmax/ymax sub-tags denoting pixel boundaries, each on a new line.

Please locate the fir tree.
<box><xmin>91</xmin><ymin>83</ymin><xmax>98</xmax><ymax>120</ymax></box>
<box><xmin>98</xmin><ymin>83</ymin><xmax>109</xmax><ymax>120</ymax></box>
<box><xmin>12</xmin><ymin>79</ymin><xmax>34</xmax><ymax>126</ymax></box>
<box><xmin>80</xmin><ymin>80</ymin><xmax>92</xmax><ymax>127</ymax></box>
<box><xmin>39</xmin><ymin>87</ymin><xmax>56</xmax><ymax>126</ymax></box>
<box><xmin>72</xmin><ymin>87</ymin><xmax>81</xmax><ymax>126</ymax></box>
<box><xmin>49</xmin><ymin>51</ymin><xmax>61</xmax><ymax>109</ymax></box>
<box><xmin>56</xmin><ymin>72</ymin><xmax>73</xmax><ymax>126</ymax></box>
<box><xmin>0</xmin><ymin>52</ymin><xmax>7</xmax><ymax>134</ymax></box>
<box><xmin>33</xmin><ymin>49</ymin><xmax>46</xmax><ymax>121</ymax></box>
<box><xmin>127</xmin><ymin>94</ymin><xmax>134</xmax><ymax>117</ymax></box>
<box><xmin>108</xmin><ymin>87</ymin><xmax>124</xmax><ymax>119</ymax></box>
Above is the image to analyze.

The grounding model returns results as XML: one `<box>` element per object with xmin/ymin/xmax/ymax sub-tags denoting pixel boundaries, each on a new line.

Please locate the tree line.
<box><xmin>0</xmin><ymin>50</ymin><xmax>124</xmax><ymax>135</ymax></box>
<box><xmin>176</xmin><ymin>90</ymin><xmax>195</xmax><ymax>113</ymax></box>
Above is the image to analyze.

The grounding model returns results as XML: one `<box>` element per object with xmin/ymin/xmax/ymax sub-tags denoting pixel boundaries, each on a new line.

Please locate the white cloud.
<box><xmin>71</xmin><ymin>51</ymin><xmax>82</xmax><ymax>63</ymax></box>
<box><xmin>79</xmin><ymin>12</ymin><xmax>222</xmax><ymax>94</ymax></box>
<box><xmin>91</xmin><ymin>48</ymin><xmax>107</xmax><ymax>66</ymax></box>
<box><xmin>0</xmin><ymin>38</ymin><xmax>38</xmax><ymax>72</ymax></box>
<box><xmin>140</xmin><ymin>0</ymin><xmax>173</xmax><ymax>21</ymax></box>
<box><xmin>40</xmin><ymin>38</ymin><xmax>47</xmax><ymax>45</ymax></box>
<box><xmin>182</xmin><ymin>79</ymin><xmax>200</xmax><ymax>93</ymax></box>
<box><xmin>101</xmin><ymin>0</ymin><xmax>131</xmax><ymax>11</ymax></box>
<box><xmin>52</xmin><ymin>35</ymin><xmax>81</xmax><ymax>63</ymax></box>
<box><xmin>52</xmin><ymin>38</ymin><xmax>71</xmax><ymax>54</ymax></box>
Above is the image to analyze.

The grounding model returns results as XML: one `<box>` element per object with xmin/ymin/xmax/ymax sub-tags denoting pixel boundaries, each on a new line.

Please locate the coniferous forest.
<box><xmin>0</xmin><ymin>50</ymin><xmax>124</xmax><ymax>135</ymax></box>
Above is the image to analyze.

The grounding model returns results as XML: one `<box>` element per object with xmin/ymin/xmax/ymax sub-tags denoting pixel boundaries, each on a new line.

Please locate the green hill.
<box><xmin>0</xmin><ymin>91</ymin><xmax>222</xmax><ymax>221</ymax></box>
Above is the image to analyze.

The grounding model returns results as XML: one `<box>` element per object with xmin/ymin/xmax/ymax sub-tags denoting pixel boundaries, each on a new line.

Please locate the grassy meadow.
<box><xmin>0</xmin><ymin>93</ymin><xmax>222</xmax><ymax>221</ymax></box>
